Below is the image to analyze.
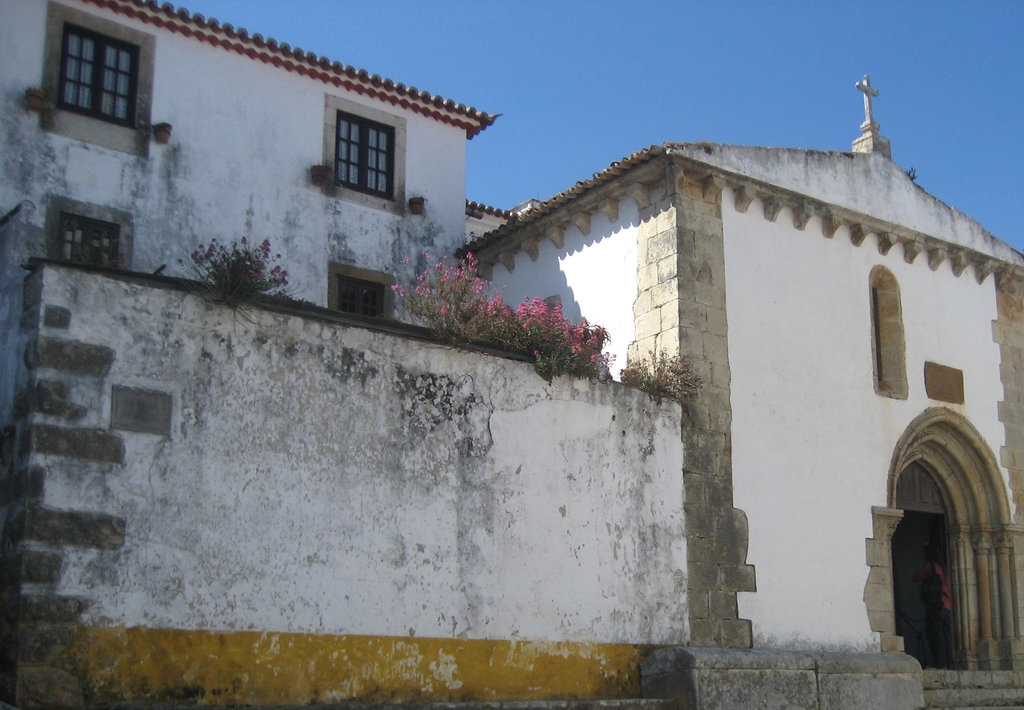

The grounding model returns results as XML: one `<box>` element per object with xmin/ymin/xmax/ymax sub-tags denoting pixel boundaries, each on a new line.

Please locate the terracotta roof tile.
<box><xmin>81</xmin><ymin>0</ymin><xmax>497</xmax><ymax>137</ymax></box>
<box><xmin>465</xmin><ymin>201</ymin><xmax>512</xmax><ymax>219</ymax></box>
<box><xmin>463</xmin><ymin>144</ymin><xmax>667</xmax><ymax>254</ymax></box>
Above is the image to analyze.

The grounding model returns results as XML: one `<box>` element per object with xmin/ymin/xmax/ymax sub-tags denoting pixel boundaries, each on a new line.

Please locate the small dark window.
<box><xmin>869</xmin><ymin>266</ymin><xmax>907</xmax><ymax>399</ymax></box>
<box><xmin>336</xmin><ymin>275</ymin><xmax>385</xmax><ymax>317</ymax></box>
<box><xmin>58</xmin><ymin>212</ymin><xmax>121</xmax><ymax>267</ymax></box>
<box><xmin>335</xmin><ymin>111</ymin><xmax>395</xmax><ymax>198</ymax></box>
<box><xmin>59</xmin><ymin>24</ymin><xmax>138</xmax><ymax>126</ymax></box>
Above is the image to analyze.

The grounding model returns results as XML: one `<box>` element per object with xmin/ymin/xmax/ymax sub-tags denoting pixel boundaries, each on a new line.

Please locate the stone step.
<box><xmin>925</xmin><ymin>688</ymin><xmax>1024</xmax><ymax>707</ymax></box>
<box><xmin>924</xmin><ymin>670</ymin><xmax>1024</xmax><ymax>690</ymax></box>
<box><xmin>923</xmin><ymin>669</ymin><xmax>1024</xmax><ymax>709</ymax></box>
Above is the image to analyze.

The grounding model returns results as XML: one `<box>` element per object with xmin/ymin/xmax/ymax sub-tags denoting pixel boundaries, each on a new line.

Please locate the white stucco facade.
<box><xmin>29</xmin><ymin>264</ymin><xmax>688</xmax><ymax>645</ymax></box>
<box><xmin>0</xmin><ymin>0</ymin><xmax>487</xmax><ymax>306</ymax></box>
<box><xmin>673</xmin><ymin>144</ymin><xmax>1022</xmax><ymax>264</ymax></box>
<box><xmin>488</xmin><ymin>198</ymin><xmax>641</xmax><ymax>377</ymax></box>
<box><xmin>721</xmin><ymin>186</ymin><xmax>1008</xmax><ymax>650</ymax></box>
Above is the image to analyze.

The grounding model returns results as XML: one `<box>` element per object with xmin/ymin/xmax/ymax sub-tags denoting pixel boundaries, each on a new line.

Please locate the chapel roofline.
<box><xmin>78</xmin><ymin>0</ymin><xmax>497</xmax><ymax>138</ymax></box>
<box><xmin>462</xmin><ymin>143</ymin><xmax>1024</xmax><ymax>285</ymax></box>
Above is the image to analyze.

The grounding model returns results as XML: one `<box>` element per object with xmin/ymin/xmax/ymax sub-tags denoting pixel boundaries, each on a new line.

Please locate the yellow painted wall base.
<box><xmin>66</xmin><ymin>625</ymin><xmax>654</xmax><ymax>706</ymax></box>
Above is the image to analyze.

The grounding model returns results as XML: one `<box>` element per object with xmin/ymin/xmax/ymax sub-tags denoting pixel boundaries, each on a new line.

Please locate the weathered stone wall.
<box><xmin>2</xmin><ymin>263</ymin><xmax>688</xmax><ymax>707</ymax></box>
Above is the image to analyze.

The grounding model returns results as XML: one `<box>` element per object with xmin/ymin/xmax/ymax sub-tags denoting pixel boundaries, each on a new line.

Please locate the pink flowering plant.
<box><xmin>511</xmin><ymin>297</ymin><xmax>609</xmax><ymax>381</ymax></box>
<box><xmin>620</xmin><ymin>352</ymin><xmax>701</xmax><ymax>403</ymax></box>
<box><xmin>394</xmin><ymin>253</ymin><xmax>610</xmax><ymax>381</ymax></box>
<box><xmin>180</xmin><ymin>237</ymin><xmax>289</xmax><ymax>306</ymax></box>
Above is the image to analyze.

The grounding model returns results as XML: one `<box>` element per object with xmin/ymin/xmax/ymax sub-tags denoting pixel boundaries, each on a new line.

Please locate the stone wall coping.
<box><xmin>641</xmin><ymin>646</ymin><xmax>815</xmax><ymax>673</ymax></box>
<box><xmin>25</xmin><ymin>259</ymin><xmax>533</xmax><ymax>364</ymax></box>
<box><xmin>463</xmin><ymin>149</ymin><xmax>1024</xmax><ymax>289</ymax></box>
<box><xmin>642</xmin><ymin>647</ymin><xmax>922</xmax><ymax>675</ymax></box>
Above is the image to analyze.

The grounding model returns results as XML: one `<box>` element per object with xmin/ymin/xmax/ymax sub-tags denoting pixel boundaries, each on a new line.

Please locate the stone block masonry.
<box><xmin>641</xmin><ymin>647</ymin><xmax>923</xmax><ymax>710</ymax></box>
<box><xmin>631</xmin><ymin>159</ymin><xmax>755</xmax><ymax>649</ymax></box>
<box><xmin>1</xmin><ymin>268</ymin><xmax>132</xmax><ymax>708</ymax></box>
<box><xmin>992</xmin><ymin>273</ymin><xmax>1024</xmax><ymax>666</ymax></box>
<box><xmin>0</xmin><ymin>262</ymin><xmax>689</xmax><ymax>707</ymax></box>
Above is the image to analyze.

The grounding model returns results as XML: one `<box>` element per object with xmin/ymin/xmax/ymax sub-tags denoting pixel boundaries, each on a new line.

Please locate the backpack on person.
<box><xmin>920</xmin><ymin>564</ymin><xmax>944</xmax><ymax>608</ymax></box>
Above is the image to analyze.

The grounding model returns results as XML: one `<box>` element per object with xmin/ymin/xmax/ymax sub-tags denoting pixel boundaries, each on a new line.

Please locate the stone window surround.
<box><xmin>327</xmin><ymin>262</ymin><xmax>395</xmax><ymax>317</ymax></box>
<box><xmin>41</xmin><ymin>1</ymin><xmax>156</xmax><ymax>157</ymax></box>
<box><xmin>869</xmin><ymin>265</ymin><xmax>908</xmax><ymax>400</ymax></box>
<box><xmin>321</xmin><ymin>95</ymin><xmax>407</xmax><ymax>216</ymax></box>
<box><xmin>45</xmin><ymin>195</ymin><xmax>133</xmax><ymax>268</ymax></box>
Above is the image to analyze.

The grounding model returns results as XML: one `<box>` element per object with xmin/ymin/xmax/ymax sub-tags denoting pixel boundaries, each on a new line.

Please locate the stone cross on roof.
<box><xmin>852</xmin><ymin>73</ymin><xmax>891</xmax><ymax>159</ymax></box>
<box><xmin>855</xmin><ymin>74</ymin><xmax>878</xmax><ymax>128</ymax></box>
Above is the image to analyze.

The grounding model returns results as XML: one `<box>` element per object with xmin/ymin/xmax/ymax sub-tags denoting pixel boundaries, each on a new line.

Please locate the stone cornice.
<box><xmin>711</xmin><ymin>160</ymin><xmax>1018</xmax><ymax>288</ymax></box>
<box><xmin>466</xmin><ymin>149</ymin><xmax>1024</xmax><ymax>292</ymax></box>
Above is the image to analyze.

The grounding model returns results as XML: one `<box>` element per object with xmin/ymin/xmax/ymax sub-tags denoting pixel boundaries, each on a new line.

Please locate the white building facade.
<box><xmin>0</xmin><ymin>0</ymin><xmax>493</xmax><ymax>305</ymax></box>
<box><xmin>472</xmin><ymin>141</ymin><xmax>1024</xmax><ymax>672</ymax></box>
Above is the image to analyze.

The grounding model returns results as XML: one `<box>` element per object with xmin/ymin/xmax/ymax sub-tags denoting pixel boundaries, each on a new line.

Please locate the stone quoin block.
<box><xmin>24</xmin><ymin>505</ymin><xmax>126</xmax><ymax>549</ymax></box>
<box><xmin>16</xmin><ymin>594</ymin><xmax>90</xmax><ymax>623</ymax></box>
<box><xmin>30</xmin><ymin>425</ymin><xmax>124</xmax><ymax>464</ymax></box>
<box><xmin>28</xmin><ymin>338</ymin><xmax>115</xmax><ymax>376</ymax></box>
<box><xmin>19</xmin><ymin>550</ymin><xmax>63</xmax><ymax>584</ymax></box>
<box><xmin>17</xmin><ymin>623</ymin><xmax>72</xmax><ymax>663</ymax></box>
<box><xmin>16</xmin><ymin>664</ymin><xmax>83</xmax><ymax>709</ymax></box>
<box><xmin>42</xmin><ymin>306</ymin><xmax>71</xmax><ymax>329</ymax></box>
<box><xmin>27</xmin><ymin>381</ymin><xmax>86</xmax><ymax>421</ymax></box>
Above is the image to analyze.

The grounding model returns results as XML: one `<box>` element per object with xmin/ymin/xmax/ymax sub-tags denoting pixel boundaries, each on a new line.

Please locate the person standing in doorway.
<box><xmin>913</xmin><ymin>544</ymin><xmax>953</xmax><ymax>669</ymax></box>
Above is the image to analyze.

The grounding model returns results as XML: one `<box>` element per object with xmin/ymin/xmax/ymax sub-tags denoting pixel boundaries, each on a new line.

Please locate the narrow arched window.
<box><xmin>869</xmin><ymin>266</ymin><xmax>908</xmax><ymax>398</ymax></box>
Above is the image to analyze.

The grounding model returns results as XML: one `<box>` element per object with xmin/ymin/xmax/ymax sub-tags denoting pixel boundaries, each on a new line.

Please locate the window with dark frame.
<box><xmin>59</xmin><ymin>23</ymin><xmax>138</xmax><ymax>126</ymax></box>
<box><xmin>335</xmin><ymin>111</ymin><xmax>395</xmax><ymax>198</ymax></box>
<box><xmin>336</xmin><ymin>275</ymin><xmax>386</xmax><ymax>317</ymax></box>
<box><xmin>57</xmin><ymin>212</ymin><xmax>121</xmax><ymax>267</ymax></box>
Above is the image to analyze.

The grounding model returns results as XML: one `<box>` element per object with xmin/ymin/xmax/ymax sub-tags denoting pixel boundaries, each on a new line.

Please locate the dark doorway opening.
<box><xmin>892</xmin><ymin>510</ymin><xmax>947</xmax><ymax>667</ymax></box>
<box><xmin>892</xmin><ymin>461</ymin><xmax>954</xmax><ymax>668</ymax></box>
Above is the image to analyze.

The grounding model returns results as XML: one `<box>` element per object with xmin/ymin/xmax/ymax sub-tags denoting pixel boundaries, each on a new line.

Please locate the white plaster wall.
<box><xmin>0</xmin><ymin>0</ymin><xmax>471</xmax><ymax>304</ymax></box>
<box><xmin>721</xmin><ymin>188</ymin><xmax>1007</xmax><ymax>650</ymax></box>
<box><xmin>32</xmin><ymin>265</ymin><xmax>688</xmax><ymax>645</ymax></box>
<box><xmin>674</xmin><ymin>144</ymin><xmax>1024</xmax><ymax>265</ymax></box>
<box><xmin>488</xmin><ymin>199</ymin><xmax>640</xmax><ymax>377</ymax></box>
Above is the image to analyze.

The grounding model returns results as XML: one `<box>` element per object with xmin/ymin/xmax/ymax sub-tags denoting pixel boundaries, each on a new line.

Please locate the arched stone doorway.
<box><xmin>867</xmin><ymin>408</ymin><xmax>1023</xmax><ymax>670</ymax></box>
<box><xmin>891</xmin><ymin>463</ymin><xmax>948</xmax><ymax>667</ymax></box>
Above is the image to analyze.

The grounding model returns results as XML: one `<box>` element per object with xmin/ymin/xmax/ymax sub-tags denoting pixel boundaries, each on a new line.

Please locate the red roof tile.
<box><xmin>465</xmin><ymin>201</ymin><xmax>513</xmax><ymax>219</ymax></box>
<box><xmin>81</xmin><ymin>0</ymin><xmax>497</xmax><ymax>137</ymax></box>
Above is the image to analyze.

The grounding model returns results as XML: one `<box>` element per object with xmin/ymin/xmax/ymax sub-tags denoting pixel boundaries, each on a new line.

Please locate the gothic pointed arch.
<box><xmin>867</xmin><ymin>407</ymin><xmax>1023</xmax><ymax>669</ymax></box>
<box><xmin>887</xmin><ymin>408</ymin><xmax>1011</xmax><ymax>527</ymax></box>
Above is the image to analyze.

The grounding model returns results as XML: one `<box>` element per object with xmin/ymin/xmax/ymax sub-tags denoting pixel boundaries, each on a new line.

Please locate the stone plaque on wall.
<box><xmin>924</xmin><ymin>362</ymin><xmax>964</xmax><ymax>405</ymax></box>
<box><xmin>110</xmin><ymin>385</ymin><xmax>172</xmax><ymax>436</ymax></box>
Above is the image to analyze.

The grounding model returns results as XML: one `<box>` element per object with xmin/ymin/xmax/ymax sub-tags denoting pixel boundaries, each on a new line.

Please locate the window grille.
<box><xmin>58</xmin><ymin>212</ymin><xmax>121</xmax><ymax>267</ymax></box>
<box><xmin>336</xmin><ymin>275</ymin><xmax>385</xmax><ymax>317</ymax></box>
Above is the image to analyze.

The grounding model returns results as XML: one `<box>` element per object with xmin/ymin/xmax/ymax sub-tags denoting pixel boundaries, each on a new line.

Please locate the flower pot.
<box><xmin>408</xmin><ymin>196</ymin><xmax>426</xmax><ymax>215</ymax></box>
<box><xmin>310</xmin><ymin>164</ymin><xmax>329</xmax><ymax>186</ymax></box>
<box><xmin>152</xmin><ymin>122</ymin><xmax>173</xmax><ymax>144</ymax></box>
<box><xmin>24</xmin><ymin>88</ymin><xmax>44</xmax><ymax>111</ymax></box>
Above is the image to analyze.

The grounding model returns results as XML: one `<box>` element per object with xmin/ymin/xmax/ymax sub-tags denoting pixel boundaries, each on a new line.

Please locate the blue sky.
<box><xmin>182</xmin><ymin>1</ymin><xmax>1024</xmax><ymax>250</ymax></box>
